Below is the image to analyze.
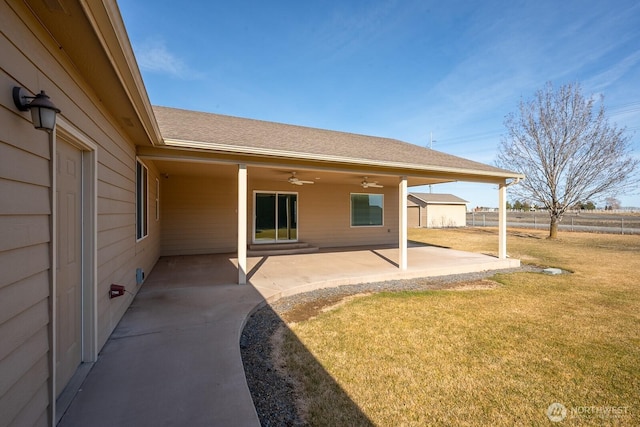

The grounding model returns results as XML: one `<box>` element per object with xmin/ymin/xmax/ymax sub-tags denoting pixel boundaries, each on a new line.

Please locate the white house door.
<box><xmin>254</xmin><ymin>192</ymin><xmax>298</xmax><ymax>242</ymax></box>
<box><xmin>55</xmin><ymin>138</ymin><xmax>83</xmax><ymax>397</ymax></box>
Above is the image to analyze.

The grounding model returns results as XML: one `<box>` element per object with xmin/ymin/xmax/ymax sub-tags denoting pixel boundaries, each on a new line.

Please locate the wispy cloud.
<box><xmin>312</xmin><ymin>0</ymin><xmax>423</xmax><ymax>60</ymax></box>
<box><xmin>134</xmin><ymin>37</ymin><xmax>202</xmax><ymax>79</ymax></box>
<box><xmin>390</xmin><ymin>0</ymin><xmax>640</xmax><ymax>151</ymax></box>
<box><xmin>586</xmin><ymin>50</ymin><xmax>640</xmax><ymax>92</ymax></box>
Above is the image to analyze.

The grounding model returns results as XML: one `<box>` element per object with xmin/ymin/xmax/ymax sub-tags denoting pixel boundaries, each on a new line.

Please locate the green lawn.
<box><xmin>281</xmin><ymin>228</ymin><xmax>640</xmax><ymax>426</ymax></box>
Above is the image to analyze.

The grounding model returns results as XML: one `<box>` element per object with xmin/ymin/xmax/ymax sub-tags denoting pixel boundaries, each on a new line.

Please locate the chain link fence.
<box><xmin>467</xmin><ymin>211</ymin><xmax>640</xmax><ymax>235</ymax></box>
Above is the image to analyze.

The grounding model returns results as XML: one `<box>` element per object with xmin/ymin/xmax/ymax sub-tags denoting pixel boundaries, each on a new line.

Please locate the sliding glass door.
<box><xmin>254</xmin><ymin>192</ymin><xmax>297</xmax><ymax>242</ymax></box>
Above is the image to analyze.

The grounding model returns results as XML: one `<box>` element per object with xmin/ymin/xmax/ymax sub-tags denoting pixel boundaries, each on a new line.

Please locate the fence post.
<box><xmin>621</xmin><ymin>218</ymin><xmax>624</xmax><ymax>235</ymax></box>
<box><xmin>483</xmin><ymin>214</ymin><xmax>486</xmax><ymax>227</ymax></box>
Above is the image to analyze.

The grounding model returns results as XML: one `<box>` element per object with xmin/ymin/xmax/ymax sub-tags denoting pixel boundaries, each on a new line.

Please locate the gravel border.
<box><xmin>240</xmin><ymin>266</ymin><xmax>540</xmax><ymax>426</ymax></box>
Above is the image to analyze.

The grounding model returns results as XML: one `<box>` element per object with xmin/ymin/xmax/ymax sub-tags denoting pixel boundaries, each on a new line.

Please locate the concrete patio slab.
<box><xmin>247</xmin><ymin>245</ymin><xmax>519</xmax><ymax>301</ymax></box>
<box><xmin>58</xmin><ymin>246</ymin><xmax>519</xmax><ymax>426</ymax></box>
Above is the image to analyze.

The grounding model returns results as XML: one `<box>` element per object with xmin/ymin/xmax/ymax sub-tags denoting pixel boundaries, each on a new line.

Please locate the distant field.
<box><xmin>467</xmin><ymin>211</ymin><xmax>640</xmax><ymax>234</ymax></box>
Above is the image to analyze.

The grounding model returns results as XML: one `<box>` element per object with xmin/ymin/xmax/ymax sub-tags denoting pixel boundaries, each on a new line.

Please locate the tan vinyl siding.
<box><xmin>427</xmin><ymin>204</ymin><xmax>467</xmax><ymax>228</ymax></box>
<box><xmin>248</xmin><ymin>180</ymin><xmax>396</xmax><ymax>248</ymax></box>
<box><xmin>421</xmin><ymin>206</ymin><xmax>428</xmax><ymax>228</ymax></box>
<box><xmin>0</xmin><ymin>16</ymin><xmax>53</xmax><ymax>414</ymax></box>
<box><xmin>0</xmin><ymin>298</ymin><xmax>50</xmax><ymax>425</ymax></box>
<box><xmin>408</xmin><ymin>194</ymin><xmax>468</xmax><ymax>229</ymax></box>
<box><xmin>0</xmin><ymin>325</ymin><xmax>48</xmax><ymax>400</ymax></box>
<box><xmin>159</xmin><ymin>171</ymin><xmax>400</xmax><ymax>255</ymax></box>
<box><xmin>297</xmin><ymin>183</ymin><xmax>398</xmax><ymax>247</ymax></box>
<box><xmin>408</xmin><ymin>206</ymin><xmax>420</xmax><ymax>227</ymax></box>
<box><xmin>96</xmin><ymin>158</ymin><xmax>161</xmax><ymax>346</ymax></box>
<box><xmin>0</xmin><ymin>353</ymin><xmax>49</xmax><ymax>427</ymax></box>
<box><xmin>1</xmin><ymin>2</ymin><xmax>161</xmax><ymax>423</ymax></box>
<box><xmin>161</xmin><ymin>174</ymin><xmax>238</xmax><ymax>255</ymax></box>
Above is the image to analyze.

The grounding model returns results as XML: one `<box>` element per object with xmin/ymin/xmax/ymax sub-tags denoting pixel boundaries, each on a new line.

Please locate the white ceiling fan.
<box><xmin>361</xmin><ymin>177</ymin><xmax>383</xmax><ymax>188</ymax></box>
<box><xmin>288</xmin><ymin>172</ymin><xmax>314</xmax><ymax>185</ymax></box>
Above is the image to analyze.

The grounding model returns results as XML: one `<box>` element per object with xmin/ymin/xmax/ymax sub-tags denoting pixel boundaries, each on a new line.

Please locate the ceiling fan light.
<box><xmin>288</xmin><ymin>172</ymin><xmax>314</xmax><ymax>185</ymax></box>
<box><xmin>361</xmin><ymin>177</ymin><xmax>383</xmax><ymax>188</ymax></box>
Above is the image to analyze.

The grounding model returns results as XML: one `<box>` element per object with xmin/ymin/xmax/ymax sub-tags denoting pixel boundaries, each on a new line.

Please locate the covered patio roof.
<box><xmin>139</xmin><ymin>106</ymin><xmax>524</xmax><ymax>284</ymax></box>
<box><xmin>148</xmin><ymin>105</ymin><xmax>524</xmax><ymax>185</ymax></box>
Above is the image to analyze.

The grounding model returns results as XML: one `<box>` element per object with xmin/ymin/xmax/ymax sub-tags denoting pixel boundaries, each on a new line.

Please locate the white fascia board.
<box><xmin>409</xmin><ymin>195</ymin><xmax>468</xmax><ymax>205</ymax></box>
<box><xmin>81</xmin><ymin>0</ymin><xmax>164</xmax><ymax>146</ymax></box>
<box><xmin>163</xmin><ymin>138</ymin><xmax>523</xmax><ymax>180</ymax></box>
<box><xmin>429</xmin><ymin>203</ymin><xmax>467</xmax><ymax>206</ymax></box>
<box><xmin>426</xmin><ymin>201</ymin><xmax>469</xmax><ymax>205</ymax></box>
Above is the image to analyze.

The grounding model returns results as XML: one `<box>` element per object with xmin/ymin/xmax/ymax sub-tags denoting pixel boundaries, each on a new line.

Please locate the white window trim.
<box><xmin>136</xmin><ymin>159</ymin><xmax>149</xmax><ymax>241</ymax></box>
<box><xmin>155</xmin><ymin>177</ymin><xmax>160</xmax><ymax>221</ymax></box>
<box><xmin>252</xmin><ymin>190</ymin><xmax>299</xmax><ymax>244</ymax></box>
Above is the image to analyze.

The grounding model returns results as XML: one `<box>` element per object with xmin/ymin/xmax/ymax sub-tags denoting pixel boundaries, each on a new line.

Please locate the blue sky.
<box><xmin>119</xmin><ymin>0</ymin><xmax>640</xmax><ymax>208</ymax></box>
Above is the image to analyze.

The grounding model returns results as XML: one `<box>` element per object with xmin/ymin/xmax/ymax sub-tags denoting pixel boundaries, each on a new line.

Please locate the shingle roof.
<box><xmin>152</xmin><ymin>106</ymin><xmax>521</xmax><ymax>178</ymax></box>
<box><xmin>410</xmin><ymin>193</ymin><xmax>469</xmax><ymax>204</ymax></box>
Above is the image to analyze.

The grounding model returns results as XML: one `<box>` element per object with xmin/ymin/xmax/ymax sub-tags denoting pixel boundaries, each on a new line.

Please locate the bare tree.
<box><xmin>605</xmin><ymin>197</ymin><xmax>621</xmax><ymax>210</ymax></box>
<box><xmin>497</xmin><ymin>82</ymin><xmax>639</xmax><ymax>239</ymax></box>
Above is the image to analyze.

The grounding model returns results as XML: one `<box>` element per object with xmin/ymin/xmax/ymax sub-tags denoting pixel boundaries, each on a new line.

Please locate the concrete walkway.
<box><xmin>58</xmin><ymin>245</ymin><xmax>519</xmax><ymax>426</ymax></box>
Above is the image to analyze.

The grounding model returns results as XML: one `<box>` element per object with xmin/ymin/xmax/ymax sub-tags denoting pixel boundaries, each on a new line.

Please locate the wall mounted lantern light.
<box><xmin>13</xmin><ymin>86</ymin><xmax>61</xmax><ymax>133</ymax></box>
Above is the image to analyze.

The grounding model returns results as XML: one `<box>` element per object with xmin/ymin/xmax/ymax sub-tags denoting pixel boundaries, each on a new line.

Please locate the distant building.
<box><xmin>408</xmin><ymin>193</ymin><xmax>469</xmax><ymax>228</ymax></box>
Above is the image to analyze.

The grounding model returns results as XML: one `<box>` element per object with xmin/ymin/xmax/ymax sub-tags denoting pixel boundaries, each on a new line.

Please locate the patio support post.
<box><xmin>399</xmin><ymin>176</ymin><xmax>408</xmax><ymax>270</ymax></box>
<box><xmin>498</xmin><ymin>182</ymin><xmax>507</xmax><ymax>259</ymax></box>
<box><xmin>238</xmin><ymin>164</ymin><xmax>247</xmax><ymax>284</ymax></box>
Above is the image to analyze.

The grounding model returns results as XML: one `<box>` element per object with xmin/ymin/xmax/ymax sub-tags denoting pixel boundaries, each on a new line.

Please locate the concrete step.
<box><xmin>247</xmin><ymin>242</ymin><xmax>319</xmax><ymax>256</ymax></box>
<box><xmin>248</xmin><ymin>242</ymin><xmax>312</xmax><ymax>251</ymax></box>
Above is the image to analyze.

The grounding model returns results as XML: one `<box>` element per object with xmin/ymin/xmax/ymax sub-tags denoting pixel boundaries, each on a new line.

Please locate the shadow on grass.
<box><xmin>241</xmin><ymin>303</ymin><xmax>374</xmax><ymax>426</ymax></box>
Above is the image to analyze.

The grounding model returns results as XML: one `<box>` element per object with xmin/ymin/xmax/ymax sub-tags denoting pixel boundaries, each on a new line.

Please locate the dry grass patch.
<box><xmin>443</xmin><ymin>279</ymin><xmax>501</xmax><ymax>291</ymax></box>
<box><xmin>281</xmin><ymin>229</ymin><xmax>640</xmax><ymax>426</ymax></box>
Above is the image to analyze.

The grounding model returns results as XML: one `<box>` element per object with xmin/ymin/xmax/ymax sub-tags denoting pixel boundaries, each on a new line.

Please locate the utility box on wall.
<box><xmin>110</xmin><ymin>284</ymin><xmax>125</xmax><ymax>298</ymax></box>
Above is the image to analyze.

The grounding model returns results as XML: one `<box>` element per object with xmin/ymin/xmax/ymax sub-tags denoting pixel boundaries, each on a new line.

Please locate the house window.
<box><xmin>351</xmin><ymin>193</ymin><xmax>383</xmax><ymax>226</ymax></box>
<box><xmin>254</xmin><ymin>192</ymin><xmax>298</xmax><ymax>242</ymax></box>
<box><xmin>136</xmin><ymin>159</ymin><xmax>148</xmax><ymax>240</ymax></box>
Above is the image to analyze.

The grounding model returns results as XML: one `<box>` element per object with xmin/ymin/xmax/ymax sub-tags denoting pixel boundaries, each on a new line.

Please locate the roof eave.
<box><xmin>80</xmin><ymin>0</ymin><xmax>164</xmax><ymax>146</ymax></box>
<box><xmin>409</xmin><ymin>194</ymin><xmax>469</xmax><ymax>204</ymax></box>
<box><xmin>163</xmin><ymin>138</ymin><xmax>524</xmax><ymax>182</ymax></box>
